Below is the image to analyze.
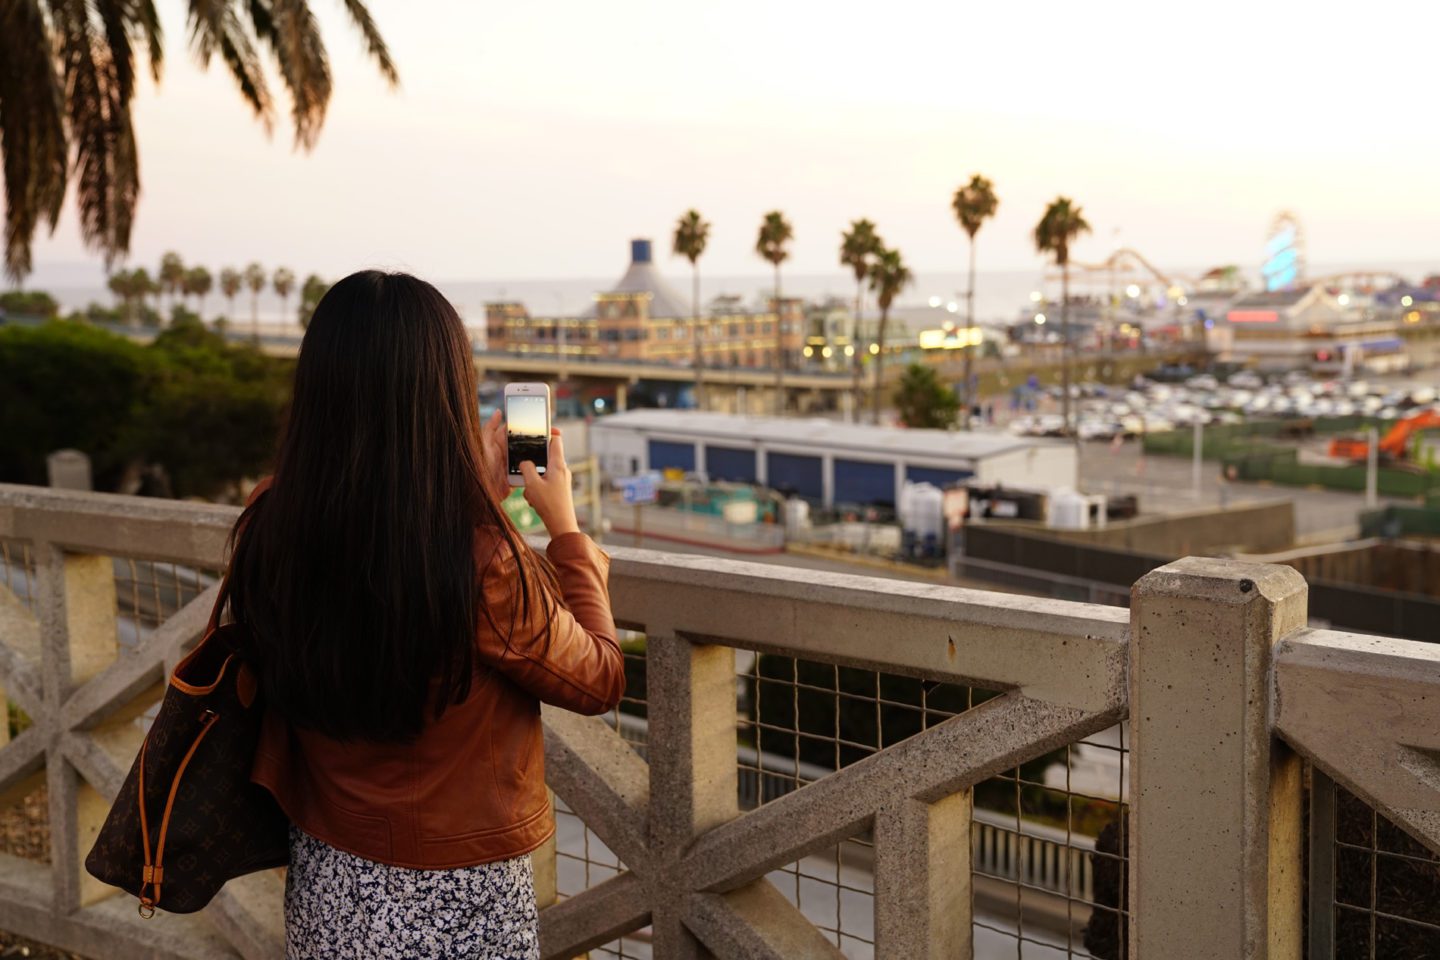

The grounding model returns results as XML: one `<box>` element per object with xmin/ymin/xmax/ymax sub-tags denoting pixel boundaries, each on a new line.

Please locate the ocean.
<box><xmin>19</xmin><ymin>260</ymin><xmax>1440</xmax><ymax>331</ymax></box>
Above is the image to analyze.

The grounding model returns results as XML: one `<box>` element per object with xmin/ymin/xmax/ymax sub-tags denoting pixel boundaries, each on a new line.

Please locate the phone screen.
<box><xmin>506</xmin><ymin>394</ymin><xmax>548</xmax><ymax>476</ymax></box>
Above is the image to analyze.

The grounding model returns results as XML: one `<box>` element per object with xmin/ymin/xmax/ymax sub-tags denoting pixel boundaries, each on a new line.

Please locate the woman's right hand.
<box><xmin>520</xmin><ymin>428</ymin><xmax>580</xmax><ymax>537</ymax></box>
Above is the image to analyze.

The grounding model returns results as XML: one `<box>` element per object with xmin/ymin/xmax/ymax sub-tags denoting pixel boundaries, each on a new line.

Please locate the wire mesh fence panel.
<box><xmin>0</xmin><ymin>540</ymin><xmax>36</xmax><ymax>611</ymax></box>
<box><xmin>1323</xmin><ymin>775</ymin><xmax>1440</xmax><ymax>959</ymax></box>
<box><xmin>732</xmin><ymin>652</ymin><xmax>1131</xmax><ymax>960</ymax></box>
<box><xmin>111</xmin><ymin>557</ymin><xmax>221</xmax><ymax>648</ymax></box>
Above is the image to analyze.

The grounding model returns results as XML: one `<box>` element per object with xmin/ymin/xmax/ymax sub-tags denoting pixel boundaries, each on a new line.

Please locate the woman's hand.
<box><xmin>480</xmin><ymin>410</ymin><xmax>511</xmax><ymax>506</ymax></box>
<box><xmin>521</xmin><ymin>428</ymin><xmax>580</xmax><ymax>537</ymax></box>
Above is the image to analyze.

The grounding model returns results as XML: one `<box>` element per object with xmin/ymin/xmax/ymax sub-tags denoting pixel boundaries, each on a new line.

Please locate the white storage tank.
<box><xmin>784</xmin><ymin>497</ymin><xmax>811</xmax><ymax>535</ymax></box>
<box><xmin>1048</xmin><ymin>488</ymin><xmax>1090</xmax><ymax>530</ymax></box>
<box><xmin>899</xmin><ymin>482</ymin><xmax>945</xmax><ymax>542</ymax></box>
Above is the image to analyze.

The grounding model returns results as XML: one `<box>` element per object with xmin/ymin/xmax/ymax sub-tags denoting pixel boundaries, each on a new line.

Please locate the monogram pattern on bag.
<box><xmin>85</xmin><ymin>627</ymin><xmax>289</xmax><ymax>915</ymax></box>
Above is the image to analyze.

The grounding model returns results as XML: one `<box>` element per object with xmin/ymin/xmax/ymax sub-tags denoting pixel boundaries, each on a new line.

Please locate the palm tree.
<box><xmin>298</xmin><ymin>274</ymin><xmax>331</xmax><ymax>329</ymax></box>
<box><xmin>186</xmin><ymin>266</ymin><xmax>213</xmax><ymax>317</ymax></box>
<box><xmin>840</xmin><ymin>219</ymin><xmax>883</xmax><ymax>422</ymax></box>
<box><xmin>220</xmin><ymin>268</ymin><xmax>243</xmax><ymax>323</ymax></box>
<box><xmin>755</xmin><ymin>211</ymin><xmax>794</xmax><ymax>415</ymax></box>
<box><xmin>273</xmin><ymin>267</ymin><xmax>297</xmax><ymax>327</ymax></box>
<box><xmin>0</xmin><ymin>1</ymin><xmax>398</xmax><ymax>283</ymax></box>
<box><xmin>159</xmin><ymin>251</ymin><xmax>185</xmax><ymax>321</ymax></box>
<box><xmin>672</xmin><ymin>211</ymin><xmax>711</xmax><ymax>410</ymax></box>
<box><xmin>107</xmin><ymin>270</ymin><xmax>137</xmax><ymax>325</ymax></box>
<box><xmin>868</xmin><ymin>247</ymin><xmax>914</xmax><ymax>424</ymax></box>
<box><xmin>132</xmin><ymin>268</ymin><xmax>158</xmax><ymax>325</ymax></box>
<box><xmin>1033</xmin><ymin>197</ymin><xmax>1092</xmax><ymax>445</ymax></box>
<box><xmin>244</xmin><ymin>263</ymin><xmax>267</xmax><ymax>339</ymax></box>
<box><xmin>952</xmin><ymin>175</ymin><xmax>999</xmax><ymax>428</ymax></box>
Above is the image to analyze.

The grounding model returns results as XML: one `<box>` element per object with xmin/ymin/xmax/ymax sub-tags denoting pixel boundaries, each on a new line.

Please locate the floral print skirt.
<box><xmin>284</xmin><ymin>826</ymin><xmax>539</xmax><ymax>960</ymax></box>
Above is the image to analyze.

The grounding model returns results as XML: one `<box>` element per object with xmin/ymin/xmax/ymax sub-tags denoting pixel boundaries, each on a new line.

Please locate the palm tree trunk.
<box><xmin>692</xmin><ymin>266</ymin><xmax>703</xmax><ymax>411</ymax></box>
<box><xmin>772</xmin><ymin>265</ymin><xmax>785</xmax><ymax>416</ymax></box>
<box><xmin>963</xmin><ymin>237</ymin><xmax>977</xmax><ymax>430</ymax></box>
<box><xmin>252</xmin><ymin>293</ymin><xmax>260</xmax><ymax>342</ymax></box>
<box><xmin>872</xmin><ymin>308</ymin><xmax>888</xmax><ymax>424</ymax></box>
<box><xmin>850</xmin><ymin>280</ymin><xmax>864</xmax><ymax>423</ymax></box>
<box><xmin>1061</xmin><ymin>264</ymin><xmax>1074</xmax><ymax>448</ymax></box>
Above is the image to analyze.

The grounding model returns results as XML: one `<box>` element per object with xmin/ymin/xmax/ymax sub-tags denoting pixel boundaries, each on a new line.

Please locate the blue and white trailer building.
<box><xmin>589</xmin><ymin>411</ymin><xmax>1076</xmax><ymax>508</ymax></box>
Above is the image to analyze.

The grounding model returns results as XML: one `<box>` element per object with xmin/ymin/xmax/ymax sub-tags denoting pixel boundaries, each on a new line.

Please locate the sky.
<box><xmin>24</xmin><ymin>0</ymin><xmax>1440</xmax><ymax>287</ymax></box>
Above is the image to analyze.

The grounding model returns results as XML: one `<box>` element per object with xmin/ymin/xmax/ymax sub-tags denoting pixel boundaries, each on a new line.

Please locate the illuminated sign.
<box><xmin>1227</xmin><ymin>310</ymin><xmax>1280</xmax><ymax>323</ymax></box>
<box><xmin>918</xmin><ymin>328</ymin><xmax>983</xmax><ymax>349</ymax></box>
<box><xmin>1261</xmin><ymin>212</ymin><xmax>1304</xmax><ymax>292</ymax></box>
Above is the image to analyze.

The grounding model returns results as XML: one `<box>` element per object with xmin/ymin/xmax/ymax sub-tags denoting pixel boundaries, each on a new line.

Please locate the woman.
<box><xmin>220</xmin><ymin>271</ymin><xmax>624</xmax><ymax>959</ymax></box>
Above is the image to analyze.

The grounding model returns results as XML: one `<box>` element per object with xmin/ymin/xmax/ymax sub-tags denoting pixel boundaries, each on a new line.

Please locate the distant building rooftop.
<box><xmin>593</xmin><ymin>410</ymin><xmax>1057</xmax><ymax>461</ymax></box>
<box><xmin>1229</xmin><ymin>287</ymin><xmax>1315</xmax><ymax>309</ymax></box>
<box><xmin>581</xmin><ymin>239</ymin><xmax>690</xmax><ymax>319</ymax></box>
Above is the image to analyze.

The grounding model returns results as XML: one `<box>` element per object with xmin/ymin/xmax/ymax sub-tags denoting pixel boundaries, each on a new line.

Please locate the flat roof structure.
<box><xmin>590</xmin><ymin>411</ymin><xmax>1077</xmax><ymax>507</ymax></box>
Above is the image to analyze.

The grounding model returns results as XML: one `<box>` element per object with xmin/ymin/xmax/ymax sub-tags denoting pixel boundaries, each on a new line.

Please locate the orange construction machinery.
<box><xmin>1329</xmin><ymin>409</ymin><xmax>1440</xmax><ymax>464</ymax></box>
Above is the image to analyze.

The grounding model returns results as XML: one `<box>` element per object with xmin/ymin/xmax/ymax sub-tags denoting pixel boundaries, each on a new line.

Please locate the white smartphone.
<box><xmin>504</xmin><ymin>382</ymin><xmax>551</xmax><ymax>486</ymax></box>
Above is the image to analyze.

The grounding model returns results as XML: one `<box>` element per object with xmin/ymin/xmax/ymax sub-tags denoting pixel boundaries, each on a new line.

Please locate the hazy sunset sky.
<box><xmin>26</xmin><ymin>0</ymin><xmax>1440</xmax><ymax>284</ymax></box>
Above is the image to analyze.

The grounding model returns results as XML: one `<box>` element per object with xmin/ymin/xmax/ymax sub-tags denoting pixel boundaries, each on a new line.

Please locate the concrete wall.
<box><xmin>997</xmin><ymin>500</ymin><xmax>1296</xmax><ymax>556</ymax></box>
<box><xmin>976</xmin><ymin>444</ymin><xmax>1077</xmax><ymax>492</ymax></box>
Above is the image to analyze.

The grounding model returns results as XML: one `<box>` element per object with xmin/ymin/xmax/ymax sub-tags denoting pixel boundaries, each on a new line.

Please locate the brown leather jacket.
<box><xmin>250</xmin><ymin>526</ymin><xmax>623</xmax><ymax>869</ymax></box>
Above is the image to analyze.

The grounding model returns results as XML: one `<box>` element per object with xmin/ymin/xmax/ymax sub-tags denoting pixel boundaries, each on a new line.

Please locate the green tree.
<box><xmin>107</xmin><ymin>271</ymin><xmax>133</xmax><ymax>323</ymax></box>
<box><xmin>868</xmin><ymin>246</ymin><xmax>913</xmax><ymax>424</ymax></box>
<box><xmin>298</xmin><ymin>274</ymin><xmax>331</xmax><ymax>328</ymax></box>
<box><xmin>1034</xmin><ymin>197</ymin><xmax>1092</xmax><ymax>442</ymax></box>
<box><xmin>184</xmin><ymin>266</ymin><xmax>213</xmax><ymax>317</ymax></box>
<box><xmin>0</xmin><ymin>0</ymin><xmax>398</xmax><ymax>282</ymax></box>
<box><xmin>840</xmin><ymin>219</ymin><xmax>883</xmax><ymax>420</ymax></box>
<box><xmin>159</xmin><ymin>251</ymin><xmax>185</xmax><ymax>318</ymax></box>
<box><xmin>243</xmin><ymin>262</ymin><xmax>266</xmax><ymax>338</ymax></box>
<box><xmin>219</xmin><ymin>267</ymin><xmax>243</xmax><ymax>322</ymax></box>
<box><xmin>755</xmin><ymin>211</ymin><xmax>793</xmax><ymax>415</ymax></box>
<box><xmin>671</xmin><ymin>210</ymin><xmax>710</xmax><ymax>409</ymax></box>
<box><xmin>131</xmin><ymin>268</ymin><xmax>159</xmax><ymax>327</ymax></box>
<box><xmin>894</xmin><ymin>363</ymin><xmax>959</xmax><ymax>429</ymax></box>
<box><xmin>952</xmin><ymin>174</ymin><xmax>999</xmax><ymax>428</ymax></box>
<box><xmin>272</xmin><ymin>267</ymin><xmax>296</xmax><ymax>329</ymax></box>
<box><xmin>0</xmin><ymin>290</ymin><xmax>60</xmax><ymax>319</ymax></box>
<box><xmin>134</xmin><ymin>316</ymin><xmax>290</xmax><ymax>498</ymax></box>
<box><xmin>0</xmin><ymin>322</ymin><xmax>149</xmax><ymax>486</ymax></box>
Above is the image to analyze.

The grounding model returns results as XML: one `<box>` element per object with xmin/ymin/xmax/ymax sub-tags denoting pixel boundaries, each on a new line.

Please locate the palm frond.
<box><xmin>137</xmin><ymin>0</ymin><xmax>164</xmax><ymax>80</ymax></box>
<box><xmin>53</xmin><ymin>0</ymin><xmax>141</xmax><ymax>269</ymax></box>
<box><xmin>95</xmin><ymin>0</ymin><xmax>138</xmax><ymax>101</ymax></box>
<box><xmin>264</xmin><ymin>0</ymin><xmax>332</xmax><ymax>149</ymax></box>
<box><xmin>337</xmin><ymin>0</ymin><xmax>398</xmax><ymax>86</ymax></box>
<box><xmin>0</xmin><ymin>0</ymin><xmax>70</xmax><ymax>280</ymax></box>
<box><xmin>189</xmin><ymin>0</ymin><xmax>275</xmax><ymax>129</ymax></box>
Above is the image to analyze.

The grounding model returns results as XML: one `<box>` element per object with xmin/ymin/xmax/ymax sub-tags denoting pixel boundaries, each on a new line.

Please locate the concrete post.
<box><xmin>46</xmin><ymin>450</ymin><xmax>92</xmax><ymax>492</ymax></box>
<box><xmin>1129</xmin><ymin>558</ymin><xmax>1307</xmax><ymax>960</ymax></box>
<box><xmin>34</xmin><ymin>545</ymin><xmax>119</xmax><ymax>911</ymax></box>
<box><xmin>645</xmin><ymin>633</ymin><xmax>737</xmax><ymax>958</ymax></box>
<box><xmin>874</xmin><ymin>791</ymin><xmax>973</xmax><ymax>959</ymax></box>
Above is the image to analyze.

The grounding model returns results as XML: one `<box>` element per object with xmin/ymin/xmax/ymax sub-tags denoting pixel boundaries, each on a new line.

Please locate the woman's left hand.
<box><xmin>481</xmin><ymin>410</ymin><xmax>511</xmax><ymax>504</ymax></box>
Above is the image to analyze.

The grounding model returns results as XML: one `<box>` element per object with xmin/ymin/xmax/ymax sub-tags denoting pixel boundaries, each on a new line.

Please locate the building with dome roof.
<box><xmin>485</xmin><ymin>239</ymin><xmax>806</xmax><ymax>369</ymax></box>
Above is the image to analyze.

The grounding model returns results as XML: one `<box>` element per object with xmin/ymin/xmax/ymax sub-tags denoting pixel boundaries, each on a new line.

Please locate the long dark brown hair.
<box><xmin>222</xmin><ymin>270</ymin><xmax>554</xmax><ymax>742</ymax></box>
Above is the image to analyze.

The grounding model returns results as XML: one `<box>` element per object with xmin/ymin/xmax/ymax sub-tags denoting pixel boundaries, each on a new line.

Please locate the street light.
<box><xmin>1035</xmin><ymin>313</ymin><xmax>1047</xmax><ymax>325</ymax></box>
<box><xmin>928</xmin><ymin>295</ymin><xmax>942</xmax><ymax>308</ymax></box>
<box><xmin>844</xmin><ymin>345</ymin><xmax>855</xmax><ymax>357</ymax></box>
<box><xmin>869</xmin><ymin>343</ymin><xmax>880</xmax><ymax>355</ymax></box>
<box><xmin>1126</xmin><ymin>284</ymin><xmax>1141</xmax><ymax>298</ymax></box>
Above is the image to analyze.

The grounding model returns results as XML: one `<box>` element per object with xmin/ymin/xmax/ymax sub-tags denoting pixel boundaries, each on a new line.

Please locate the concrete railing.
<box><xmin>0</xmin><ymin>484</ymin><xmax>1436</xmax><ymax>959</ymax></box>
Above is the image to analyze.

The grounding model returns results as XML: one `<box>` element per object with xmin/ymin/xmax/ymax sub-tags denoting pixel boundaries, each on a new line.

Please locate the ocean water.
<box><xmin>21</xmin><ymin>260</ymin><xmax>1440</xmax><ymax>330</ymax></box>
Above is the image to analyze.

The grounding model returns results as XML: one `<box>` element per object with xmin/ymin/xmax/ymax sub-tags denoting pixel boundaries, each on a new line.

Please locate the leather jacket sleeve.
<box><xmin>476</xmin><ymin>530</ymin><xmax>625</xmax><ymax>716</ymax></box>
